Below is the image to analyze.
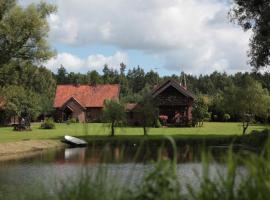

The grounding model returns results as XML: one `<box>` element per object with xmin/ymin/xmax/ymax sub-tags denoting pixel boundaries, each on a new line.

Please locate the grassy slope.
<box><xmin>0</xmin><ymin>122</ymin><xmax>269</xmax><ymax>143</ymax></box>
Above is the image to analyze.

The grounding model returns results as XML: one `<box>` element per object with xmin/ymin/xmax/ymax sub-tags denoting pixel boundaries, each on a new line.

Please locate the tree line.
<box><xmin>55</xmin><ymin>65</ymin><xmax>270</xmax><ymax>129</ymax></box>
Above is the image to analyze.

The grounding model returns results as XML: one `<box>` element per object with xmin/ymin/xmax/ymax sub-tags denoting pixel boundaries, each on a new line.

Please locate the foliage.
<box><xmin>222</xmin><ymin>77</ymin><xmax>270</xmax><ymax>134</ymax></box>
<box><xmin>40</xmin><ymin>118</ymin><xmax>55</xmax><ymax>129</ymax></box>
<box><xmin>192</xmin><ymin>95</ymin><xmax>210</xmax><ymax>127</ymax></box>
<box><xmin>0</xmin><ymin>63</ymin><xmax>56</xmax><ymax>115</ymax></box>
<box><xmin>223</xmin><ymin>113</ymin><xmax>231</xmax><ymax>122</ymax></box>
<box><xmin>1</xmin><ymin>85</ymin><xmax>41</xmax><ymax>121</ymax></box>
<box><xmin>0</xmin><ymin>0</ymin><xmax>56</xmax><ymax>118</ymax></box>
<box><xmin>0</xmin><ymin>0</ymin><xmax>56</xmax><ymax>66</ymax></box>
<box><xmin>155</xmin><ymin>119</ymin><xmax>162</xmax><ymax>128</ymax></box>
<box><xmin>103</xmin><ymin>100</ymin><xmax>126</xmax><ymax>136</ymax></box>
<box><xmin>230</xmin><ymin>0</ymin><xmax>270</xmax><ymax>70</ymax></box>
<box><xmin>137</xmin><ymin>87</ymin><xmax>159</xmax><ymax>135</ymax></box>
<box><xmin>135</xmin><ymin>160</ymin><xmax>180</xmax><ymax>200</ymax></box>
<box><xmin>66</xmin><ymin>118</ymin><xmax>77</xmax><ymax>125</ymax></box>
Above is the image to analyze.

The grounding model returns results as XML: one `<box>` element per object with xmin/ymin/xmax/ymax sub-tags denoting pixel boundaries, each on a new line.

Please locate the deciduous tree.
<box><xmin>137</xmin><ymin>87</ymin><xmax>158</xmax><ymax>135</ymax></box>
<box><xmin>230</xmin><ymin>0</ymin><xmax>270</xmax><ymax>70</ymax></box>
<box><xmin>0</xmin><ymin>0</ymin><xmax>56</xmax><ymax>67</ymax></box>
<box><xmin>103</xmin><ymin>100</ymin><xmax>126</xmax><ymax>136</ymax></box>
<box><xmin>223</xmin><ymin>77</ymin><xmax>270</xmax><ymax>134</ymax></box>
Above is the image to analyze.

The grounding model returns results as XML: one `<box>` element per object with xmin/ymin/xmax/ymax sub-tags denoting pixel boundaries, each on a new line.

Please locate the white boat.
<box><xmin>63</xmin><ymin>135</ymin><xmax>88</xmax><ymax>147</ymax></box>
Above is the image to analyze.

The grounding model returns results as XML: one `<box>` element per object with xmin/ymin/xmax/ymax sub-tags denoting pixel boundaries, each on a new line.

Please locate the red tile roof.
<box><xmin>54</xmin><ymin>84</ymin><xmax>120</xmax><ymax>108</ymax></box>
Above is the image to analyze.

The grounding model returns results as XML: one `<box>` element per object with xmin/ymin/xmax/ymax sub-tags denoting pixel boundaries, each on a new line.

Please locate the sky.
<box><xmin>19</xmin><ymin>0</ymin><xmax>252</xmax><ymax>75</ymax></box>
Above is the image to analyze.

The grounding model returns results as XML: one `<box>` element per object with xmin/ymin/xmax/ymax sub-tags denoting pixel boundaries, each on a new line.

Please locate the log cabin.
<box><xmin>127</xmin><ymin>79</ymin><xmax>195</xmax><ymax>126</ymax></box>
<box><xmin>53</xmin><ymin>84</ymin><xmax>120</xmax><ymax>122</ymax></box>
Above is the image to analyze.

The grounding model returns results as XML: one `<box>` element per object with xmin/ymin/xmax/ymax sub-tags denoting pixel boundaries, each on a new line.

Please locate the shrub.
<box><xmin>223</xmin><ymin>113</ymin><xmax>231</xmax><ymax>121</ymax></box>
<box><xmin>156</xmin><ymin>119</ymin><xmax>162</xmax><ymax>128</ymax></box>
<box><xmin>40</xmin><ymin>118</ymin><xmax>55</xmax><ymax>129</ymax></box>
<box><xmin>213</xmin><ymin>114</ymin><xmax>218</xmax><ymax>121</ymax></box>
<box><xmin>66</xmin><ymin>118</ymin><xmax>77</xmax><ymax>125</ymax></box>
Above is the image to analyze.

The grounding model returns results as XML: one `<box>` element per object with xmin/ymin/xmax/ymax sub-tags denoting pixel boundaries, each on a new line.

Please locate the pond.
<box><xmin>0</xmin><ymin>143</ymin><xmax>248</xmax><ymax>197</ymax></box>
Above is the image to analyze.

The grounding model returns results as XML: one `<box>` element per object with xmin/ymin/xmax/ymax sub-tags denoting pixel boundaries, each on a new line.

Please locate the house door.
<box><xmin>63</xmin><ymin>107</ymin><xmax>73</xmax><ymax>121</ymax></box>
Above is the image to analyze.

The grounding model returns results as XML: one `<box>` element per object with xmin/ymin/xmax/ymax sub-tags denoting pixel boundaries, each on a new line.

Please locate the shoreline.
<box><xmin>0</xmin><ymin>139</ymin><xmax>65</xmax><ymax>161</ymax></box>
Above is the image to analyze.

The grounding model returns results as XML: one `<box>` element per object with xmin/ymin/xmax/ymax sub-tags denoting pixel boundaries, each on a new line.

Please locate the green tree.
<box><xmin>0</xmin><ymin>0</ymin><xmax>56</xmax><ymax>67</ymax></box>
<box><xmin>1</xmin><ymin>85</ymin><xmax>41</xmax><ymax>124</ymax></box>
<box><xmin>223</xmin><ymin>78</ymin><xmax>270</xmax><ymax>134</ymax></box>
<box><xmin>192</xmin><ymin>96</ymin><xmax>210</xmax><ymax>127</ymax></box>
<box><xmin>0</xmin><ymin>62</ymin><xmax>56</xmax><ymax>116</ymax></box>
<box><xmin>86</xmin><ymin>70</ymin><xmax>102</xmax><ymax>85</ymax></box>
<box><xmin>56</xmin><ymin>65</ymin><xmax>68</xmax><ymax>84</ymax></box>
<box><xmin>120</xmin><ymin>62</ymin><xmax>126</xmax><ymax>76</ymax></box>
<box><xmin>137</xmin><ymin>87</ymin><xmax>158</xmax><ymax>135</ymax></box>
<box><xmin>145</xmin><ymin>70</ymin><xmax>159</xmax><ymax>86</ymax></box>
<box><xmin>230</xmin><ymin>0</ymin><xmax>270</xmax><ymax>70</ymax></box>
<box><xmin>103</xmin><ymin>100</ymin><xmax>126</xmax><ymax>136</ymax></box>
<box><xmin>127</xmin><ymin>66</ymin><xmax>146</xmax><ymax>93</ymax></box>
<box><xmin>119</xmin><ymin>62</ymin><xmax>129</xmax><ymax>97</ymax></box>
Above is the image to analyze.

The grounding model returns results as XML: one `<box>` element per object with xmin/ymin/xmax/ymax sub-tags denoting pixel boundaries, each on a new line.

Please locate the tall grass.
<box><xmin>1</xmin><ymin>131</ymin><xmax>270</xmax><ymax>200</ymax></box>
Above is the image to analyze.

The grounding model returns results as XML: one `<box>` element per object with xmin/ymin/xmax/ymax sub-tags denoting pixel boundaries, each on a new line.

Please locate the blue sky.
<box><xmin>20</xmin><ymin>0</ymin><xmax>252</xmax><ymax>76</ymax></box>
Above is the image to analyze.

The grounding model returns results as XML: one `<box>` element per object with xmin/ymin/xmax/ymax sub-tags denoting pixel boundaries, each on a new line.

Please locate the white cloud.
<box><xmin>46</xmin><ymin>51</ymin><xmax>128</xmax><ymax>72</ymax></box>
<box><xmin>21</xmin><ymin>0</ymin><xmax>252</xmax><ymax>74</ymax></box>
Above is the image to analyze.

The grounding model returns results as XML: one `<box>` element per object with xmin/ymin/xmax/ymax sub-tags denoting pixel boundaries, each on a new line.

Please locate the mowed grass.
<box><xmin>0</xmin><ymin>122</ymin><xmax>269</xmax><ymax>143</ymax></box>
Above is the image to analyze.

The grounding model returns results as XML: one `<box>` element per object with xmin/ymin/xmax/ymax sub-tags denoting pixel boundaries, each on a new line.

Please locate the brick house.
<box><xmin>54</xmin><ymin>84</ymin><xmax>120</xmax><ymax>122</ymax></box>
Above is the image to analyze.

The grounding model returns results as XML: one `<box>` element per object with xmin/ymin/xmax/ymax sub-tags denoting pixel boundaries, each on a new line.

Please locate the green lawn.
<box><xmin>0</xmin><ymin>122</ymin><xmax>269</xmax><ymax>143</ymax></box>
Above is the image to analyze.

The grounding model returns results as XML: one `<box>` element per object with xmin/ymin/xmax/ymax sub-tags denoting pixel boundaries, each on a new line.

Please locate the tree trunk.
<box><xmin>143</xmin><ymin>126</ymin><xmax>147</xmax><ymax>136</ymax></box>
<box><xmin>111</xmin><ymin>122</ymin><xmax>115</xmax><ymax>137</ymax></box>
<box><xmin>242</xmin><ymin>121</ymin><xmax>249</xmax><ymax>135</ymax></box>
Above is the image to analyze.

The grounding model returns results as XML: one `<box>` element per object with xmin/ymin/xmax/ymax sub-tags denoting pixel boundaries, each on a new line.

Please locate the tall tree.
<box><xmin>56</xmin><ymin>65</ymin><xmax>68</xmax><ymax>84</ymax></box>
<box><xmin>127</xmin><ymin>66</ymin><xmax>146</xmax><ymax>93</ymax></box>
<box><xmin>86</xmin><ymin>70</ymin><xmax>102</xmax><ymax>85</ymax></box>
<box><xmin>137</xmin><ymin>87</ymin><xmax>158</xmax><ymax>135</ymax></box>
<box><xmin>230</xmin><ymin>0</ymin><xmax>270</xmax><ymax>70</ymax></box>
<box><xmin>0</xmin><ymin>0</ymin><xmax>56</xmax><ymax>67</ymax></box>
<box><xmin>145</xmin><ymin>70</ymin><xmax>159</xmax><ymax>86</ymax></box>
<box><xmin>120</xmin><ymin>62</ymin><xmax>126</xmax><ymax>76</ymax></box>
<box><xmin>119</xmin><ymin>62</ymin><xmax>129</xmax><ymax>97</ymax></box>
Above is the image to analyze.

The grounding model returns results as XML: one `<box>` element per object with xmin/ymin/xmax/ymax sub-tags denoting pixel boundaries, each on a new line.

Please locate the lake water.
<box><xmin>0</xmin><ymin>143</ymin><xmax>247</xmax><ymax>197</ymax></box>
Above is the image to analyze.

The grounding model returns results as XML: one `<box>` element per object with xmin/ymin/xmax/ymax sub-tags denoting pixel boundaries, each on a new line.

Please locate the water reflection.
<box><xmin>0</xmin><ymin>144</ymin><xmax>249</xmax><ymax>197</ymax></box>
<box><xmin>64</xmin><ymin>147</ymin><xmax>87</xmax><ymax>162</ymax></box>
<box><xmin>0</xmin><ymin>143</ymin><xmax>255</xmax><ymax>166</ymax></box>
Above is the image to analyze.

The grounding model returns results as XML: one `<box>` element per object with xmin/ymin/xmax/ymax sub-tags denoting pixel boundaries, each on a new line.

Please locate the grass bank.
<box><xmin>0</xmin><ymin>122</ymin><xmax>269</xmax><ymax>143</ymax></box>
<box><xmin>0</xmin><ymin>139</ymin><xmax>64</xmax><ymax>161</ymax></box>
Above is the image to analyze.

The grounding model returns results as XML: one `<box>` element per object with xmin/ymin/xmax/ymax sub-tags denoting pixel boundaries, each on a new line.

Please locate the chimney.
<box><xmin>183</xmin><ymin>74</ymin><xmax>187</xmax><ymax>90</ymax></box>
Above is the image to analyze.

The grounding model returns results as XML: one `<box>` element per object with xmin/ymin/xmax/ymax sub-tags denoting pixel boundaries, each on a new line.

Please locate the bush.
<box><xmin>223</xmin><ymin>113</ymin><xmax>231</xmax><ymax>121</ymax></box>
<box><xmin>156</xmin><ymin>119</ymin><xmax>162</xmax><ymax>128</ymax></box>
<box><xmin>66</xmin><ymin>118</ymin><xmax>77</xmax><ymax>125</ymax></box>
<box><xmin>40</xmin><ymin>118</ymin><xmax>55</xmax><ymax>129</ymax></box>
<box><xmin>213</xmin><ymin>114</ymin><xmax>218</xmax><ymax>121</ymax></box>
